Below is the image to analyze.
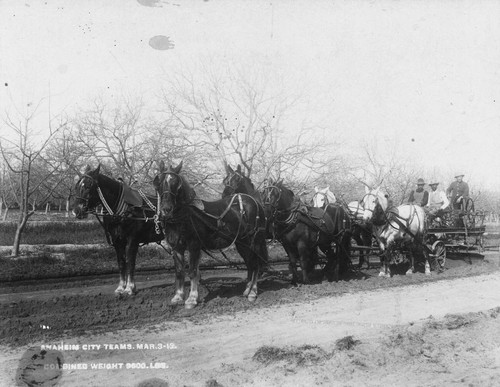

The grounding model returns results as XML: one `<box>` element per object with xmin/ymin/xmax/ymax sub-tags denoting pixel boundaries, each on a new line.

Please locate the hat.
<box><xmin>429</xmin><ymin>182</ymin><xmax>439</xmax><ymax>186</ymax></box>
<box><xmin>454</xmin><ymin>174</ymin><xmax>464</xmax><ymax>178</ymax></box>
<box><xmin>417</xmin><ymin>178</ymin><xmax>425</xmax><ymax>185</ymax></box>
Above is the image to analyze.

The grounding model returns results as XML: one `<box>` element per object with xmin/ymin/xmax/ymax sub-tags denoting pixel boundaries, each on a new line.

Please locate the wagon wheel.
<box><xmin>461</xmin><ymin>197</ymin><xmax>475</xmax><ymax>228</ymax></box>
<box><xmin>430</xmin><ymin>240</ymin><xmax>446</xmax><ymax>272</ymax></box>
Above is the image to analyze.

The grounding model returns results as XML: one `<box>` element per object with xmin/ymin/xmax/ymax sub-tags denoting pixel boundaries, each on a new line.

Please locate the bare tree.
<box><xmin>160</xmin><ymin>57</ymin><xmax>337</xmax><ymax>188</ymax></box>
<box><xmin>356</xmin><ymin>136</ymin><xmax>421</xmax><ymax>205</ymax></box>
<box><xmin>0</xmin><ymin>101</ymin><xmax>67</xmax><ymax>256</ymax></box>
<box><xmin>72</xmin><ymin>98</ymin><xmax>147</xmax><ymax>183</ymax></box>
<box><xmin>70</xmin><ymin>98</ymin><xmax>216</xmax><ymax>197</ymax></box>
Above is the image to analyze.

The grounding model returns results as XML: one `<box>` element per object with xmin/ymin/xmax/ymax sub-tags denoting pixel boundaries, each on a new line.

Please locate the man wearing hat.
<box><xmin>426</xmin><ymin>181</ymin><xmax>450</xmax><ymax>216</ymax></box>
<box><xmin>446</xmin><ymin>174</ymin><xmax>469</xmax><ymax>210</ymax></box>
<box><xmin>408</xmin><ymin>178</ymin><xmax>429</xmax><ymax>206</ymax></box>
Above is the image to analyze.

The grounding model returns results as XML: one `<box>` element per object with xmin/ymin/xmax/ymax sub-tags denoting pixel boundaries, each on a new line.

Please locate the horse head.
<box><xmin>262</xmin><ymin>178</ymin><xmax>296</xmax><ymax>212</ymax></box>
<box><xmin>222</xmin><ymin>164</ymin><xmax>253</xmax><ymax>197</ymax></box>
<box><xmin>361</xmin><ymin>186</ymin><xmax>388</xmax><ymax>223</ymax></box>
<box><xmin>72</xmin><ymin>164</ymin><xmax>102</xmax><ymax>219</ymax></box>
<box><xmin>311</xmin><ymin>186</ymin><xmax>336</xmax><ymax>208</ymax></box>
<box><xmin>154</xmin><ymin>160</ymin><xmax>194</xmax><ymax>218</ymax></box>
<box><xmin>347</xmin><ymin>200</ymin><xmax>364</xmax><ymax>220</ymax></box>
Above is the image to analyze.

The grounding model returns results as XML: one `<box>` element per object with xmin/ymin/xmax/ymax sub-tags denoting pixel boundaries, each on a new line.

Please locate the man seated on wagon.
<box><xmin>426</xmin><ymin>181</ymin><xmax>450</xmax><ymax>224</ymax></box>
<box><xmin>446</xmin><ymin>174</ymin><xmax>469</xmax><ymax>210</ymax></box>
<box><xmin>407</xmin><ymin>178</ymin><xmax>429</xmax><ymax>207</ymax></box>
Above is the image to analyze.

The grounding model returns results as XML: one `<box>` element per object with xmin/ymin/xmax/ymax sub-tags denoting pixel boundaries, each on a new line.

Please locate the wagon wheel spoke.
<box><xmin>431</xmin><ymin>240</ymin><xmax>446</xmax><ymax>272</ymax></box>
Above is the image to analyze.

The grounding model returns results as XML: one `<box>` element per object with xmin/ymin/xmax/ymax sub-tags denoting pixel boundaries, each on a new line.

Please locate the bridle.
<box><xmin>261</xmin><ymin>185</ymin><xmax>282</xmax><ymax>209</ymax></box>
<box><xmin>155</xmin><ymin>171</ymin><xmax>184</xmax><ymax>217</ymax></box>
<box><xmin>361</xmin><ymin>192</ymin><xmax>386</xmax><ymax>216</ymax></box>
<box><xmin>312</xmin><ymin>191</ymin><xmax>331</xmax><ymax>208</ymax></box>
<box><xmin>223</xmin><ymin>171</ymin><xmax>244</xmax><ymax>195</ymax></box>
<box><xmin>74</xmin><ymin>174</ymin><xmax>99</xmax><ymax>212</ymax></box>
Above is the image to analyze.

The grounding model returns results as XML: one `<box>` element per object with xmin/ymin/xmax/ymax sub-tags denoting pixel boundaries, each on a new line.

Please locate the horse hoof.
<box><xmin>170</xmin><ymin>295</ymin><xmax>184</xmax><ymax>305</ymax></box>
<box><xmin>114</xmin><ymin>287</ymin><xmax>125</xmax><ymax>295</ymax></box>
<box><xmin>405</xmin><ymin>270</ymin><xmax>413</xmax><ymax>275</ymax></box>
<box><xmin>247</xmin><ymin>294</ymin><xmax>257</xmax><ymax>302</ymax></box>
<box><xmin>425</xmin><ymin>270</ymin><xmax>431</xmax><ymax>276</ymax></box>
<box><xmin>378</xmin><ymin>272</ymin><xmax>386</xmax><ymax>277</ymax></box>
<box><xmin>185</xmin><ymin>301</ymin><xmax>197</xmax><ymax>310</ymax></box>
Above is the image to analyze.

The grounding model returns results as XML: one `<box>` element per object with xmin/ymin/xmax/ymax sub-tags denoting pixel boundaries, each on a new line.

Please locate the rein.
<box><xmin>157</xmin><ymin>171</ymin><xmax>261</xmax><ymax>250</ymax></box>
<box><xmin>78</xmin><ymin>173</ymin><xmax>162</xmax><ymax>232</ymax></box>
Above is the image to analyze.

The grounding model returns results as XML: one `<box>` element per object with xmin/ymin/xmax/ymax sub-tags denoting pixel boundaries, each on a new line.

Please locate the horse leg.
<box><xmin>282</xmin><ymin>241</ymin><xmax>300</xmax><ymax>285</ymax></box>
<box><xmin>406</xmin><ymin>248</ymin><xmax>415</xmax><ymax>275</ymax></box>
<box><xmin>114</xmin><ymin>243</ymin><xmax>127</xmax><ymax>294</ymax></box>
<box><xmin>378</xmin><ymin>243</ymin><xmax>391</xmax><ymax>278</ymax></box>
<box><xmin>171</xmin><ymin>250</ymin><xmax>186</xmax><ymax>304</ymax></box>
<box><xmin>381</xmin><ymin>251</ymin><xmax>392</xmax><ymax>278</ymax></box>
<box><xmin>297</xmin><ymin>239</ymin><xmax>311</xmax><ymax>284</ymax></box>
<box><xmin>236</xmin><ymin>241</ymin><xmax>261</xmax><ymax>301</ymax></box>
<box><xmin>414</xmin><ymin>243</ymin><xmax>431</xmax><ymax>275</ymax></box>
<box><xmin>185</xmin><ymin>245</ymin><xmax>201</xmax><ymax>309</ymax></box>
<box><xmin>353</xmin><ymin>229</ymin><xmax>365</xmax><ymax>269</ymax></box>
<box><xmin>338</xmin><ymin>233</ymin><xmax>352</xmax><ymax>277</ymax></box>
<box><xmin>362</xmin><ymin>230</ymin><xmax>372</xmax><ymax>269</ymax></box>
<box><xmin>424</xmin><ymin>247</ymin><xmax>431</xmax><ymax>275</ymax></box>
<box><xmin>332</xmin><ymin>248</ymin><xmax>340</xmax><ymax>282</ymax></box>
<box><xmin>124</xmin><ymin>241</ymin><xmax>139</xmax><ymax>295</ymax></box>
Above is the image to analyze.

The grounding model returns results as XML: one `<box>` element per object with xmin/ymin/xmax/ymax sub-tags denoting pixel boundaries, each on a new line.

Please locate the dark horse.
<box><xmin>72</xmin><ymin>165</ymin><xmax>164</xmax><ymax>295</ymax></box>
<box><xmin>222</xmin><ymin>164</ymin><xmax>272</xmax><ymax>236</ymax></box>
<box><xmin>262</xmin><ymin>179</ymin><xmax>352</xmax><ymax>284</ymax></box>
<box><xmin>311</xmin><ymin>188</ymin><xmax>374</xmax><ymax>269</ymax></box>
<box><xmin>222</xmin><ymin>164</ymin><xmax>263</xmax><ymax>201</ymax></box>
<box><xmin>153</xmin><ymin>161</ymin><xmax>269</xmax><ymax>308</ymax></box>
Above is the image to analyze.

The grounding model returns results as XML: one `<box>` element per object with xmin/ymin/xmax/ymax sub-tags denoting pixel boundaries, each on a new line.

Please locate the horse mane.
<box><xmin>87</xmin><ymin>168</ymin><xmax>121</xmax><ymax>191</ymax></box>
<box><xmin>178</xmin><ymin>174</ymin><xmax>197</xmax><ymax>204</ymax></box>
<box><xmin>276</xmin><ymin>180</ymin><xmax>301</xmax><ymax>206</ymax></box>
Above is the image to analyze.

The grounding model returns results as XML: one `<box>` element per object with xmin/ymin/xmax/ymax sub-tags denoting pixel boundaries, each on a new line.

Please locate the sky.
<box><xmin>1</xmin><ymin>0</ymin><xmax>499</xmax><ymax>190</ymax></box>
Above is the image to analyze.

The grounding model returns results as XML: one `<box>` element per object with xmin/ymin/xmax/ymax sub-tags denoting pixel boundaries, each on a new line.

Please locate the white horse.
<box><xmin>347</xmin><ymin>200</ymin><xmax>364</xmax><ymax>220</ymax></box>
<box><xmin>361</xmin><ymin>186</ymin><xmax>430</xmax><ymax>277</ymax></box>
<box><xmin>311</xmin><ymin>186</ymin><xmax>337</xmax><ymax>208</ymax></box>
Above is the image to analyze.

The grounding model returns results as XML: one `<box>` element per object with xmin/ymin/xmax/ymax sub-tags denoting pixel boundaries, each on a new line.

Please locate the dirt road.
<box><xmin>2</xmin><ymin>268</ymin><xmax>500</xmax><ymax>387</ymax></box>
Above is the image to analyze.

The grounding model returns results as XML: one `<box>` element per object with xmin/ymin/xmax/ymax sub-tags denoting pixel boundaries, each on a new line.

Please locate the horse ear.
<box><xmin>326</xmin><ymin>185</ymin><xmax>330</xmax><ymax>190</ymax></box>
<box><xmin>236</xmin><ymin>164</ymin><xmax>241</xmax><ymax>173</ymax></box>
<box><xmin>365</xmin><ymin>186</ymin><xmax>370</xmax><ymax>194</ymax></box>
<box><xmin>173</xmin><ymin>161</ymin><xmax>183</xmax><ymax>174</ymax></box>
<box><xmin>95</xmin><ymin>164</ymin><xmax>101</xmax><ymax>174</ymax></box>
<box><xmin>158</xmin><ymin>160</ymin><xmax>165</xmax><ymax>172</ymax></box>
<box><xmin>315</xmin><ymin>186</ymin><xmax>319</xmax><ymax>192</ymax></box>
<box><xmin>225</xmin><ymin>163</ymin><xmax>233</xmax><ymax>174</ymax></box>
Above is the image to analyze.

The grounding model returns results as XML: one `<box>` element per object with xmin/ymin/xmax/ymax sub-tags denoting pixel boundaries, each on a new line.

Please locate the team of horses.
<box><xmin>73</xmin><ymin>162</ymin><xmax>432</xmax><ymax>309</ymax></box>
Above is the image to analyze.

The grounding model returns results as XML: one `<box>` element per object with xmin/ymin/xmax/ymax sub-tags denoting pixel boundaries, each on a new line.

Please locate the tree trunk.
<box><xmin>0</xmin><ymin>198</ymin><xmax>3</xmax><ymax>217</ymax></box>
<box><xmin>45</xmin><ymin>202</ymin><xmax>50</xmax><ymax>214</ymax></box>
<box><xmin>11</xmin><ymin>214</ymin><xmax>29</xmax><ymax>257</ymax></box>
<box><xmin>66</xmin><ymin>197</ymin><xmax>70</xmax><ymax>217</ymax></box>
<box><xmin>2</xmin><ymin>206</ymin><xmax>8</xmax><ymax>221</ymax></box>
